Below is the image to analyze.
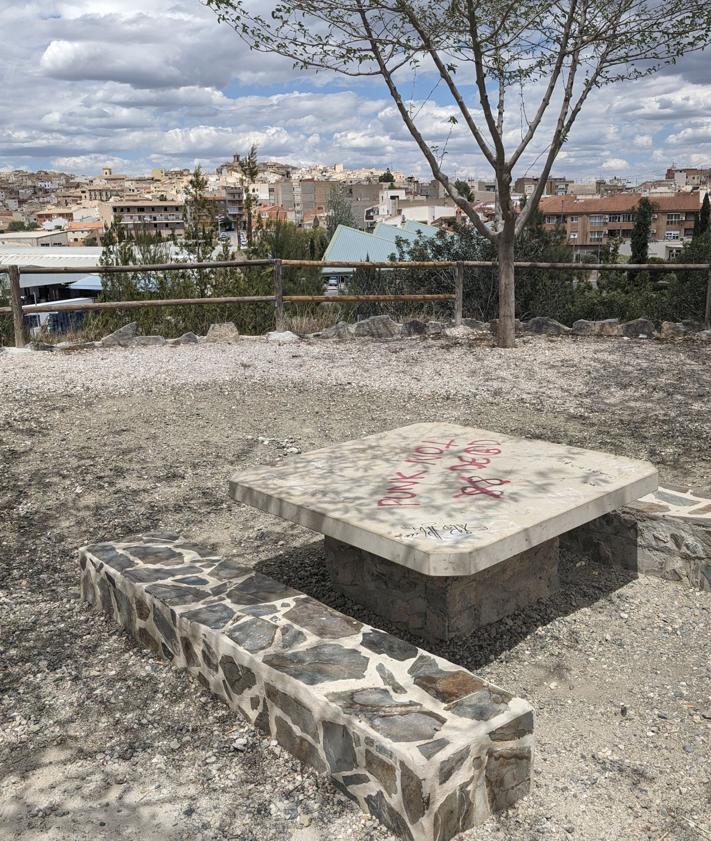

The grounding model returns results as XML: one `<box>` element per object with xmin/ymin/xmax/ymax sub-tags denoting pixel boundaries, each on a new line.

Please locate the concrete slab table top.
<box><xmin>229</xmin><ymin>423</ymin><xmax>658</xmax><ymax>577</ymax></box>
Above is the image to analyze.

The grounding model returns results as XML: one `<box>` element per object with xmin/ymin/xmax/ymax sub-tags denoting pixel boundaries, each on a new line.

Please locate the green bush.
<box><xmin>392</xmin><ymin>220</ymin><xmax>710</xmax><ymax>326</ymax></box>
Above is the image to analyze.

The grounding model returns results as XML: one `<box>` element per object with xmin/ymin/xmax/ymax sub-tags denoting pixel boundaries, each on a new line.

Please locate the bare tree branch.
<box><xmin>355</xmin><ymin>1</ymin><xmax>496</xmax><ymax>241</ymax></box>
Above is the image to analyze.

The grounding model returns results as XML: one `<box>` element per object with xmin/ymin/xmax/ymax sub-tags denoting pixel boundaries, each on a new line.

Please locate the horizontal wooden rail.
<box><xmin>281</xmin><ymin>260</ymin><xmax>457</xmax><ymax>269</ymax></box>
<box><xmin>464</xmin><ymin>261</ymin><xmax>711</xmax><ymax>272</ymax></box>
<box><xmin>3</xmin><ymin>259</ymin><xmax>709</xmax><ymax>274</ymax></box>
<box><xmin>284</xmin><ymin>294</ymin><xmax>455</xmax><ymax>303</ymax></box>
<box><xmin>0</xmin><ymin>293</ymin><xmax>455</xmax><ymax>316</ymax></box>
<box><xmin>0</xmin><ymin>296</ymin><xmax>276</xmax><ymax>315</ymax></box>
<box><xmin>8</xmin><ymin>258</ymin><xmax>275</xmax><ymax>275</ymax></box>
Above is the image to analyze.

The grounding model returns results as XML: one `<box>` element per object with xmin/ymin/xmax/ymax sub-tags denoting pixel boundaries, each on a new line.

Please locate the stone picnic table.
<box><xmin>229</xmin><ymin>423</ymin><xmax>658</xmax><ymax>640</ymax></box>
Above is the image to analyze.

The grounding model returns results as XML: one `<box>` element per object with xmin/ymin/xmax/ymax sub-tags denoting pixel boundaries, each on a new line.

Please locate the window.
<box><xmin>569</xmin><ymin>232</ymin><xmax>578</xmax><ymax>240</ymax></box>
<box><xmin>589</xmin><ymin>214</ymin><xmax>607</xmax><ymax>226</ymax></box>
<box><xmin>567</xmin><ymin>215</ymin><xmax>578</xmax><ymax>223</ymax></box>
<box><xmin>666</xmin><ymin>213</ymin><xmax>682</xmax><ymax>224</ymax></box>
<box><xmin>608</xmin><ymin>213</ymin><xmax>634</xmax><ymax>223</ymax></box>
<box><xmin>665</xmin><ymin>231</ymin><xmax>680</xmax><ymax>240</ymax></box>
<box><xmin>544</xmin><ymin>215</ymin><xmax>559</xmax><ymax>224</ymax></box>
<box><xmin>590</xmin><ymin>231</ymin><xmax>604</xmax><ymax>241</ymax></box>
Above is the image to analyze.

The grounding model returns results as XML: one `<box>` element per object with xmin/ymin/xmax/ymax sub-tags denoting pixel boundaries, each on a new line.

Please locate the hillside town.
<box><xmin>2</xmin><ymin>160</ymin><xmax>709</xmax><ymax>252</ymax></box>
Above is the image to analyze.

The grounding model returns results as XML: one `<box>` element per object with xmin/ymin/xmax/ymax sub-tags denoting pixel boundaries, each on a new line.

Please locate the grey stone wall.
<box><xmin>79</xmin><ymin>534</ymin><xmax>534</xmax><ymax>841</ymax></box>
<box><xmin>561</xmin><ymin>488</ymin><xmax>711</xmax><ymax>592</ymax></box>
<box><xmin>324</xmin><ymin>536</ymin><xmax>559</xmax><ymax>641</ymax></box>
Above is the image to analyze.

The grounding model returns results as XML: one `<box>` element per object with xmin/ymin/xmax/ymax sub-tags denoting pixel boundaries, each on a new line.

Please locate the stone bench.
<box><xmin>79</xmin><ymin>533</ymin><xmax>534</xmax><ymax>841</ymax></box>
<box><xmin>561</xmin><ymin>486</ymin><xmax>711</xmax><ymax>591</ymax></box>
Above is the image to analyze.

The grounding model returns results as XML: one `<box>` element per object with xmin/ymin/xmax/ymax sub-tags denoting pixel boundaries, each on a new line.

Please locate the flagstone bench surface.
<box><xmin>79</xmin><ymin>533</ymin><xmax>534</xmax><ymax>841</ymax></box>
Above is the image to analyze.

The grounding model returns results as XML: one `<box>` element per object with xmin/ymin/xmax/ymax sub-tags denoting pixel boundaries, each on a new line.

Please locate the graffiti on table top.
<box><xmin>402</xmin><ymin>522</ymin><xmax>489</xmax><ymax>541</ymax></box>
<box><xmin>377</xmin><ymin>437</ymin><xmax>509</xmax><ymax>507</ymax></box>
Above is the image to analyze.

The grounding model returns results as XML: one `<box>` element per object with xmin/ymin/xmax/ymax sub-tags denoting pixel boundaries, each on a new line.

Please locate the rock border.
<box><xmin>4</xmin><ymin>314</ymin><xmax>711</xmax><ymax>353</ymax></box>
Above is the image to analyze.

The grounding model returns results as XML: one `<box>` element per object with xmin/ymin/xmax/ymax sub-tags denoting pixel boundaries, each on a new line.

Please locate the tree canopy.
<box><xmin>207</xmin><ymin>0</ymin><xmax>711</xmax><ymax>345</ymax></box>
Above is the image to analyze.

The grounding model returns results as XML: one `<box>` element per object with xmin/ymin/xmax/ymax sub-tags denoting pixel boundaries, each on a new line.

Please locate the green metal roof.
<box><xmin>322</xmin><ymin>225</ymin><xmax>400</xmax><ymax>273</ymax></box>
<box><xmin>402</xmin><ymin>220</ymin><xmax>443</xmax><ymax>238</ymax></box>
<box><xmin>322</xmin><ymin>223</ymin><xmax>438</xmax><ymax>274</ymax></box>
<box><xmin>372</xmin><ymin>222</ymin><xmax>421</xmax><ymax>243</ymax></box>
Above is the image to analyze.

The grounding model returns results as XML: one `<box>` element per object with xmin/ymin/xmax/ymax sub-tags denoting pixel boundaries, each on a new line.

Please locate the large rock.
<box><xmin>205</xmin><ymin>322</ymin><xmax>240</xmax><ymax>343</ymax></box>
<box><xmin>461</xmin><ymin>318</ymin><xmax>488</xmax><ymax>331</ymax></box>
<box><xmin>352</xmin><ymin>315</ymin><xmax>401</xmax><ymax>339</ymax></box>
<box><xmin>100</xmin><ymin>322</ymin><xmax>139</xmax><ymax>347</ymax></box>
<box><xmin>169</xmin><ymin>332</ymin><xmax>200</xmax><ymax>346</ymax></box>
<box><xmin>571</xmin><ymin>318</ymin><xmax>620</xmax><ymax>337</ymax></box>
<box><xmin>319</xmin><ymin>322</ymin><xmax>353</xmax><ymax>340</ymax></box>
<box><xmin>696</xmin><ymin>330</ymin><xmax>711</xmax><ymax>343</ymax></box>
<box><xmin>522</xmin><ymin>317</ymin><xmax>571</xmax><ymax>336</ymax></box>
<box><xmin>131</xmin><ymin>335</ymin><xmax>166</xmax><ymax>347</ymax></box>
<box><xmin>56</xmin><ymin>341</ymin><xmax>98</xmax><ymax>353</ymax></box>
<box><xmin>401</xmin><ymin>319</ymin><xmax>427</xmax><ymax>337</ymax></box>
<box><xmin>425</xmin><ymin>321</ymin><xmax>444</xmax><ymax>336</ymax></box>
<box><xmin>618</xmin><ymin>318</ymin><xmax>655</xmax><ymax>338</ymax></box>
<box><xmin>266</xmin><ymin>330</ymin><xmax>300</xmax><ymax>344</ymax></box>
<box><xmin>659</xmin><ymin>321</ymin><xmax>689</xmax><ymax>340</ymax></box>
<box><xmin>443</xmin><ymin>325</ymin><xmax>475</xmax><ymax>340</ymax></box>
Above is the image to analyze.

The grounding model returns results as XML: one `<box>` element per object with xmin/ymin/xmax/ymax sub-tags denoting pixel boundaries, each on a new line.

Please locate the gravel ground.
<box><xmin>1</xmin><ymin>333</ymin><xmax>710</xmax><ymax>841</ymax></box>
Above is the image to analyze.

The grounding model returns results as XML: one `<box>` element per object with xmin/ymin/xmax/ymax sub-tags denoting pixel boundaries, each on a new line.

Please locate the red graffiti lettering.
<box><xmin>448</xmin><ymin>455</ymin><xmax>491</xmax><ymax>471</ymax></box>
<box><xmin>454</xmin><ymin>477</ymin><xmax>509</xmax><ymax>499</ymax></box>
<box><xmin>394</xmin><ymin>471</ymin><xmax>427</xmax><ymax>481</ymax></box>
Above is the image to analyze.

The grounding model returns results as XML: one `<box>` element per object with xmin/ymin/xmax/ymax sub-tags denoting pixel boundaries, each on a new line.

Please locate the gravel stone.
<box><xmin>0</xmin><ymin>336</ymin><xmax>709</xmax><ymax>841</ymax></box>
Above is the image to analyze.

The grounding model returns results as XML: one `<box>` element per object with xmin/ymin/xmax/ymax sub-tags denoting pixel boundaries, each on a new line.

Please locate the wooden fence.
<box><xmin>1</xmin><ymin>257</ymin><xmax>710</xmax><ymax>348</ymax></box>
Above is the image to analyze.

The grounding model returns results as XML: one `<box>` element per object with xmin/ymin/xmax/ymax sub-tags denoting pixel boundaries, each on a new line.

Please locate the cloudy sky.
<box><xmin>1</xmin><ymin>0</ymin><xmax>710</xmax><ymax>182</ymax></box>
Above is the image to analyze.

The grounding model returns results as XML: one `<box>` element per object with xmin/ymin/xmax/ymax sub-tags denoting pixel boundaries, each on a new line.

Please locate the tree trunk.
<box><xmin>496</xmin><ymin>225</ymin><xmax>516</xmax><ymax>348</ymax></box>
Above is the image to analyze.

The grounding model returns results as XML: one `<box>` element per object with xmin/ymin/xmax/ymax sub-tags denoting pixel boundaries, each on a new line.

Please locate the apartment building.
<box><xmin>514</xmin><ymin>176</ymin><xmax>575</xmax><ymax>196</ymax></box>
<box><xmin>66</xmin><ymin>221</ymin><xmax>104</xmax><ymax>245</ymax></box>
<box><xmin>666</xmin><ymin>167</ymin><xmax>711</xmax><ymax>188</ymax></box>
<box><xmin>538</xmin><ymin>193</ymin><xmax>701</xmax><ymax>254</ymax></box>
<box><xmin>110</xmin><ymin>199</ymin><xmax>185</xmax><ymax>238</ymax></box>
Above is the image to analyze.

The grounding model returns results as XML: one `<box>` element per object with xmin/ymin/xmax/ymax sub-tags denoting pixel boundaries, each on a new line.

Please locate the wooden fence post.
<box><xmin>705</xmin><ymin>265</ymin><xmax>711</xmax><ymax>329</ymax></box>
<box><xmin>8</xmin><ymin>265</ymin><xmax>26</xmax><ymax>348</ymax></box>
<box><xmin>273</xmin><ymin>259</ymin><xmax>285</xmax><ymax>332</ymax></box>
<box><xmin>454</xmin><ymin>262</ymin><xmax>464</xmax><ymax>326</ymax></box>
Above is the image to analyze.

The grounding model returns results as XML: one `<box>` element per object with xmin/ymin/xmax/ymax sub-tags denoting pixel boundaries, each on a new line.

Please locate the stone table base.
<box><xmin>324</xmin><ymin>537</ymin><xmax>560</xmax><ymax>641</ymax></box>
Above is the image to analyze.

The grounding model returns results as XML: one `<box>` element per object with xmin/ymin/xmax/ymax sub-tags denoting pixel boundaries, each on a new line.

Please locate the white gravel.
<box><xmin>1</xmin><ymin>334</ymin><xmax>710</xmax><ymax>841</ymax></box>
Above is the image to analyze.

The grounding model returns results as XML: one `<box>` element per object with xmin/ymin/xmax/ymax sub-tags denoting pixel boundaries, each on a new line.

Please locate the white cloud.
<box><xmin>601</xmin><ymin>158</ymin><xmax>630</xmax><ymax>171</ymax></box>
<box><xmin>0</xmin><ymin>1</ymin><xmax>709</xmax><ymax>183</ymax></box>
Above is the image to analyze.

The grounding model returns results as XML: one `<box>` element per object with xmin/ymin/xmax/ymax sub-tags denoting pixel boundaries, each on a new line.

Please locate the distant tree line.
<box><xmin>355</xmin><ymin>199</ymin><xmax>711</xmax><ymax>327</ymax></box>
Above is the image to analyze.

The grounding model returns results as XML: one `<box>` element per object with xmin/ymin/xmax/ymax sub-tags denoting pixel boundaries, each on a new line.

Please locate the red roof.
<box><xmin>67</xmin><ymin>221</ymin><xmax>103</xmax><ymax>230</ymax></box>
<box><xmin>539</xmin><ymin>193</ymin><xmax>700</xmax><ymax>214</ymax></box>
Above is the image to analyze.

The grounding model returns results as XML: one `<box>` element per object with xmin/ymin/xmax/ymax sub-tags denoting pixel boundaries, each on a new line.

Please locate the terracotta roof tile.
<box><xmin>538</xmin><ymin>192</ymin><xmax>701</xmax><ymax>214</ymax></box>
